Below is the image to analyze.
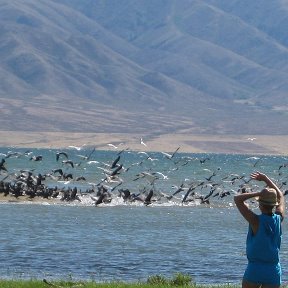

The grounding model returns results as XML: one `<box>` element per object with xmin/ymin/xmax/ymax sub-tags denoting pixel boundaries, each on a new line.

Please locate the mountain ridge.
<box><xmin>1</xmin><ymin>0</ymin><xmax>288</xmax><ymax>137</ymax></box>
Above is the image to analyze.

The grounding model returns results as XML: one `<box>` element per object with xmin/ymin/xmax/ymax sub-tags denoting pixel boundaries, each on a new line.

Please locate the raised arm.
<box><xmin>250</xmin><ymin>171</ymin><xmax>285</xmax><ymax>220</ymax></box>
<box><xmin>234</xmin><ymin>192</ymin><xmax>260</xmax><ymax>234</ymax></box>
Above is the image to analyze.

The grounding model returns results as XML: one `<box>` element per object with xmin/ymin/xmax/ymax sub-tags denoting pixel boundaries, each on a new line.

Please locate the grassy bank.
<box><xmin>0</xmin><ymin>280</ymin><xmax>240</xmax><ymax>288</ymax></box>
<box><xmin>0</xmin><ymin>274</ymin><xmax>240</xmax><ymax>288</ymax></box>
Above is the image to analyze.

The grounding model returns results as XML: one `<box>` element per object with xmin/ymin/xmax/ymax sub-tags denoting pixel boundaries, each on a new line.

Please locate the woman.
<box><xmin>234</xmin><ymin>171</ymin><xmax>285</xmax><ymax>288</ymax></box>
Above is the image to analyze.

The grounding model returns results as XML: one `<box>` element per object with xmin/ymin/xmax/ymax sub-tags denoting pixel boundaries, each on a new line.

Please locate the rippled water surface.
<box><xmin>0</xmin><ymin>147</ymin><xmax>288</xmax><ymax>284</ymax></box>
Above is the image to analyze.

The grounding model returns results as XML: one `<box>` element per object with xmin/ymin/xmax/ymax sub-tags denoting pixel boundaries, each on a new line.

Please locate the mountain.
<box><xmin>1</xmin><ymin>0</ymin><xmax>288</xmax><ymax>137</ymax></box>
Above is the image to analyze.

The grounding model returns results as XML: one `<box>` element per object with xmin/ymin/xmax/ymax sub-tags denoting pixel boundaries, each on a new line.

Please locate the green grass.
<box><xmin>0</xmin><ymin>281</ymin><xmax>240</xmax><ymax>288</ymax></box>
<box><xmin>0</xmin><ymin>273</ymin><xmax>241</xmax><ymax>288</ymax></box>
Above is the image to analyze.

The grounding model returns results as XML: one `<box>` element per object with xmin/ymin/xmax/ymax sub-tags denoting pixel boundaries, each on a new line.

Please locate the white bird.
<box><xmin>140</xmin><ymin>138</ymin><xmax>147</xmax><ymax>146</ymax></box>
<box><xmin>96</xmin><ymin>166</ymin><xmax>111</xmax><ymax>174</ymax></box>
<box><xmin>68</xmin><ymin>144</ymin><xmax>86</xmax><ymax>151</ymax></box>
<box><xmin>107</xmin><ymin>143</ymin><xmax>118</xmax><ymax>149</ymax></box>
<box><xmin>137</xmin><ymin>151</ymin><xmax>149</xmax><ymax>156</ymax></box>
<box><xmin>154</xmin><ymin>171</ymin><xmax>169</xmax><ymax>180</ymax></box>
<box><xmin>87</xmin><ymin>160</ymin><xmax>99</xmax><ymax>164</ymax></box>
<box><xmin>161</xmin><ymin>147</ymin><xmax>180</xmax><ymax>160</ymax></box>
<box><xmin>147</xmin><ymin>156</ymin><xmax>159</xmax><ymax>162</ymax></box>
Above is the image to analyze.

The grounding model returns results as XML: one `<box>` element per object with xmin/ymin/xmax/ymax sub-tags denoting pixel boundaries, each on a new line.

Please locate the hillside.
<box><xmin>1</xmin><ymin>0</ymin><xmax>288</xmax><ymax>137</ymax></box>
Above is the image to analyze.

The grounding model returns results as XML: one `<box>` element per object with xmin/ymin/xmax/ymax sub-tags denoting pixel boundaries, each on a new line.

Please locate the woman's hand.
<box><xmin>250</xmin><ymin>171</ymin><xmax>267</xmax><ymax>182</ymax></box>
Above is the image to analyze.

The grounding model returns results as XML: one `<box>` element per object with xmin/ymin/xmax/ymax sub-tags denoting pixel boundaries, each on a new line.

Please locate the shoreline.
<box><xmin>0</xmin><ymin>193</ymin><xmax>62</xmax><ymax>204</ymax></box>
<box><xmin>0</xmin><ymin>131</ymin><xmax>288</xmax><ymax>155</ymax></box>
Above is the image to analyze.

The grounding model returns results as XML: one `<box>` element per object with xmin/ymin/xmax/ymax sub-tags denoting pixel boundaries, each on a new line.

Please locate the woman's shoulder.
<box><xmin>260</xmin><ymin>213</ymin><xmax>282</xmax><ymax>223</ymax></box>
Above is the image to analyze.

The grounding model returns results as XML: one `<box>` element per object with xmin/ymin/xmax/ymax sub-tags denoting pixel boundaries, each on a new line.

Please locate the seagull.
<box><xmin>107</xmin><ymin>143</ymin><xmax>118</xmax><ymax>149</ymax></box>
<box><xmin>147</xmin><ymin>156</ymin><xmax>159</xmax><ymax>162</ymax></box>
<box><xmin>137</xmin><ymin>151</ymin><xmax>149</xmax><ymax>157</ymax></box>
<box><xmin>140</xmin><ymin>138</ymin><xmax>147</xmax><ymax>146</ymax></box>
<box><xmin>161</xmin><ymin>147</ymin><xmax>180</xmax><ymax>160</ymax></box>
<box><xmin>87</xmin><ymin>160</ymin><xmax>99</xmax><ymax>164</ymax></box>
<box><xmin>68</xmin><ymin>144</ymin><xmax>86</xmax><ymax>151</ymax></box>
<box><xmin>153</xmin><ymin>171</ymin><xmax>169</xmax><ymax>180</ymax></box>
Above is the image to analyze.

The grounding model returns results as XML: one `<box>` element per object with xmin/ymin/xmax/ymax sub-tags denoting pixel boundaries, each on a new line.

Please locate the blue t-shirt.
<box><xmin>244</xmin><ymin>213</ymin><xmax>282</xmax><ymax>285</ymax></box>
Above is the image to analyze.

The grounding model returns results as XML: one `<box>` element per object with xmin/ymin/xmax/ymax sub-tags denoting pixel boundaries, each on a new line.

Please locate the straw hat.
<box><xmin>256</xmin><ymin>188</ymin><xmax>279</xmax><ymax>206</ymax></box>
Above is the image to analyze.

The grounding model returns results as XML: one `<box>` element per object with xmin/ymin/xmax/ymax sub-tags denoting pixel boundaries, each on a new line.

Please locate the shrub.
<box><xmin>147</xmin><ymin>274</ymin><xmax>168</xmax><ymax>285</ymax></box>
<box><xmin>171</xmin><ymin>273</ymin><xmax>194</xmax><ymax>286</ymax></box>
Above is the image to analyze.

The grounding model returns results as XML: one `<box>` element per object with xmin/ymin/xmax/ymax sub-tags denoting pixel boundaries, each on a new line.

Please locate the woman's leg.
<box><xmin>242</xmin><ymin>279</ymin><xmax>261</xmax><ymax>288</ymax></box>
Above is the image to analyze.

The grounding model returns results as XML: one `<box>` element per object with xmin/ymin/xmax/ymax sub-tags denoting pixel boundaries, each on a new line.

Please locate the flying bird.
<box><xmin>107</xmin><ymin>143</ymin><xmax>118</xmax><ymax>149</ymax></box>
<box><xmin>161</xmin><ymin>147</ymin><xmax>180</xmax><ymax>160</ymax></box>
<box><xmin>68</xmin><ymin>144</ymin><xmax>86</xmax><ymax>151</ymax></box>
<box><xmin>62</xmin><ymin>160</ymin><xmax>74</xmax><ymax>168</ymax></box>
<box><xmin>140</xmin><ymin>138</ymin><xmax>147</xmax><ymax>146</ymax></box>
<box><xmin>56</xmin><ymin>151</ymin><xmax>68</xmax><ymax>161</ymax></box>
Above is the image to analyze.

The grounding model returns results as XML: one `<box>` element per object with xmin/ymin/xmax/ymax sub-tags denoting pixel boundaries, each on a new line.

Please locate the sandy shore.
<box><xmin>0</xmin><ymin>193</ymin><xmax>62</xmax><ymax>204</ymax></box>
<box><xmin>0</xmin><ymin>130</ymin><xmax>288</xmax><ymax>155</ymax></box>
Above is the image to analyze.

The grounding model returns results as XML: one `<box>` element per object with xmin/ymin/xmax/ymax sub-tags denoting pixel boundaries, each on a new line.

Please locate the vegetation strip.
<box><xmin>0</xmin><ymin>273</ymin><xmax>241</xmax><ymax>287</ymax></box>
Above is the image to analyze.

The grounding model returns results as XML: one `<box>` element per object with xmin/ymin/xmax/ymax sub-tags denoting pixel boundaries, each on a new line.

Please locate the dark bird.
<box><xmin>144</xmin><ymin>189</ymin><xmax>154</xmax><ymax>206</ymax></box>
<box><xmin>63</xmin><ymin>173</ymin><xmax>73</xmax><ymax>180</ymax></box>
<box><xmin>203</xmin><ymin>188</ymin><xmax>215</xmax><ymax>200</ymax></box>
<box><xmin>253</xmin><ymin>157</ymin><xmax>262</xmax><ymax>167</ymax></box>
<box><xmin>200</xmin><ymin>157</ymin><xmax>210</xmax><ymax>164</ymax></box>
<box><xmin>36</xmin><ymin>173</ymin><xmax>45</xmax><ymax>186</ymax></box>
<box><xmin>52</xmin><ymin>168</ymin><xmax>64</xmax><ymax>176</ymax></box>
<box><xmin>62</xmin><ymin>160</ymin><xmax>74</xmax><ymax>168</ymax></box>
<box><xmin>119</xmin><ymin>189</ymin><xmax>131</xmax><ymax>201</ymax></box>
<box><xmin>219</xmin><ymin>191</ymin><xmax>231</xmax><ymax>198</ymax></box>
<box><xmin>205</xmin><ymin>172</ymin><xmax>216</xmax><ymax>181</ymax></box>
<box><xmin>30</xmin><ymin>155</ymin><xmax>43</xmax><ymax>161</ymax></box>
<box><xmin>111</xmin><ymin>155</ymin><xmax>121</xmax><ymax>169</ymax></box>
<box><xmin>110</xmin><ymin>164</ymin><xmax>123</xmax><ymax>176</ymax></box>
<box><xmin>86</xmin><ymin>147</ymin><xmax>96</xmax><ymax>161</ymax></box>
<box><xmin>43</xmin><ymin>279</ymin><xmax>57</xmax><ymax>287</ymax></box>
<box><xmin>111</xmin><ymin>181</ymin><xmax>123</xmax><ymax>191</ymax></box>
<box><xmin>278</xmin><ymin>163</ymin><xmax>288</xmax><ymax>171</ymax></box>
<box><xmin>56</xmin><ymin>151</ymin><xmax>68</xmax><ymax>161</ymax></box>
<box><xmin>171</xmin><ymin>146</ymin><xmax>180</xmax><ymax>158</ymax></box>
<box><xmin>94</xmin><ymin>193</ymin><xmax>105</xmax><ymax>205</ymax></box>
<box><xmin>0</xmin><ymin>158</ymin><xmax>7</xmax><ymax>172</ymax></box>
<box><xmin>93</xmin><ymin>186</ymin><xmax>112</xmax><ymax>206</ymax></box>
<box><xmin>167</xmin><ymin>183</ymin><xmax>185</xmax><ymax>200</ymax></box>
<box><xmin>182</xmin><ymin>184</ymin><xmax>197</xmax><ymax>203</ymax></box>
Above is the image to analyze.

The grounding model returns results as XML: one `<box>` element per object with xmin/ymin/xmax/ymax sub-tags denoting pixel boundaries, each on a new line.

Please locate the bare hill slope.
<box><xmin>1</xmin><ymin>0</ymin><xmax>288</xmax><ymax>136</ymax></box>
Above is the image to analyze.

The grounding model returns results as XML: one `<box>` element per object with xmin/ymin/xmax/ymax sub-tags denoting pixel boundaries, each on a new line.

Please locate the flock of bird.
<box><xmin>0</xmin><ymin>142</ymin><xmax>288</xmax><ymax>207</ymax></box>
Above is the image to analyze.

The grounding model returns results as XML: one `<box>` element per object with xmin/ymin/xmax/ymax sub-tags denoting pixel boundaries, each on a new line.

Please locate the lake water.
<box><xmin>0</xmin><ymin>147</ymin><xmax>288</xmax><ymax>284</ymax></box>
